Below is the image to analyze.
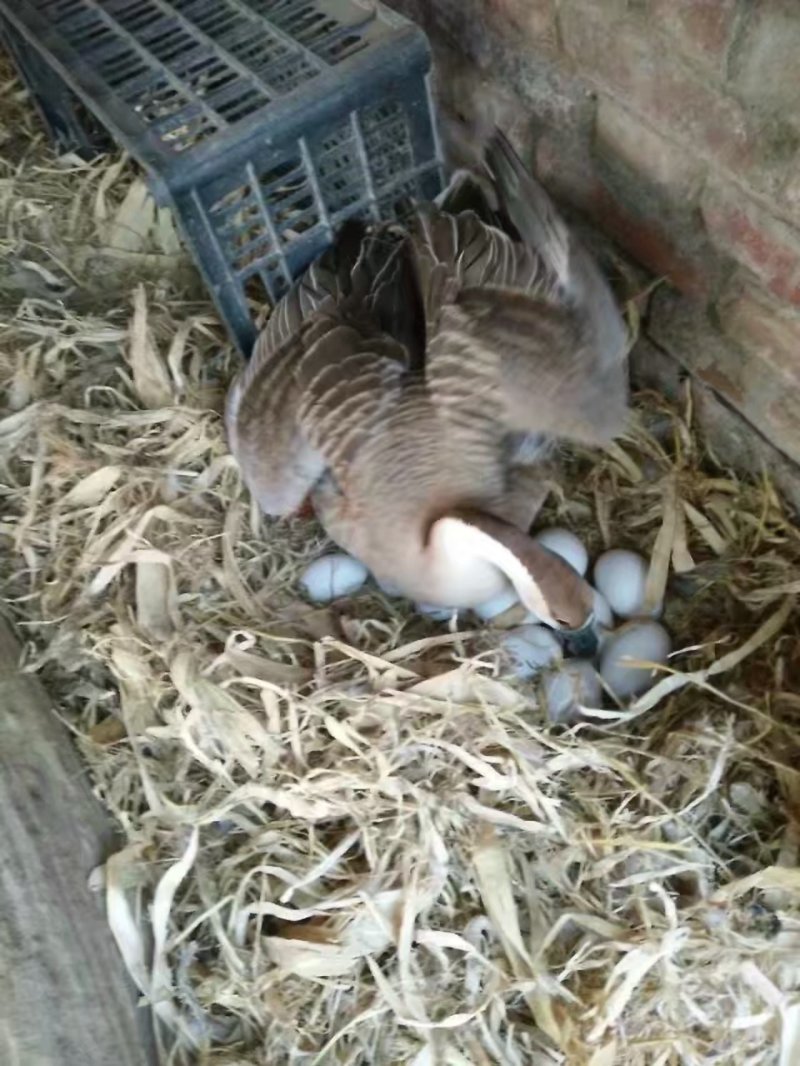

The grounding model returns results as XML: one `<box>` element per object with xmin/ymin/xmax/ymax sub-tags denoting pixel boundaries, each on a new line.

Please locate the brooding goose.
<box><xmin>226</xmin><ymin>131</ymin><xmax>629</xmax><ymax>653</ymax></box>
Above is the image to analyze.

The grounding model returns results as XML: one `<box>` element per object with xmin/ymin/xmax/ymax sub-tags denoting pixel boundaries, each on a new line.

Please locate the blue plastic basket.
<box><xmin>0</xmin><ymin>0</ymin><xmax>443</xmax><ymax>353</ymax></box>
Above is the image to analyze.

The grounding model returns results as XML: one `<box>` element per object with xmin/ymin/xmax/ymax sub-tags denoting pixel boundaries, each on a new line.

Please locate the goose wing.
<box><xmin>226</xmin><ymin>309</ymin><xmax>411</xmax><ymax>517</ymax></box>
<box><xmin>411</xmin><ymin>135</ymin><xmax>629</xmax><ymax>449</ymax></box>
<box><xmin>256</xmin><ymin>219</ymin><xmax>422</xmax><ymax>366</ymax></box>
<box><xmin>227</xmin><ymin>217</ymin><xmax>425</xmax><ymax>516</ymax></box>
<box><xmin>484</xmin><ymin>129</ymin><xmax>628</xmax><ymax>377</ymax></box>
<box><xmin>428</xmin><ymin>289</ymin><xmax>627</xmax><ymax>448</ymax></box>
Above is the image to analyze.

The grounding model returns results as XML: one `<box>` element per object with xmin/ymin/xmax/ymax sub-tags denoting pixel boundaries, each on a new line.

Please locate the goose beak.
<box><xmin>561</xmin><ymin>615</ymin><xmax>598</xmax><ymax>658</ymax></box>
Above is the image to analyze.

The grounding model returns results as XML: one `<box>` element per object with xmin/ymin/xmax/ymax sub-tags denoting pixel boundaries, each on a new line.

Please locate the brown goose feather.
<box><xmin>225</xmin><ymin>130</ymin><xmax>630</xmax><ymax>613</ymax></box>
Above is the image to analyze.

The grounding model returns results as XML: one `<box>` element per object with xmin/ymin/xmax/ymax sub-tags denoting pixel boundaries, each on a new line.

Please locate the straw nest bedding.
<box><xmin>2</xmin><ymin>64</ymin><xmax>800</xmax><ymax>1066</ymax></box>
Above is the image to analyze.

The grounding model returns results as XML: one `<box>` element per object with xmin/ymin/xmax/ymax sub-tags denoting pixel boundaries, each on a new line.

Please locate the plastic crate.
<box><xmin>0</xmin><ymin>0</ymin><xmax>443</xmax><ymax>354</ymax></box>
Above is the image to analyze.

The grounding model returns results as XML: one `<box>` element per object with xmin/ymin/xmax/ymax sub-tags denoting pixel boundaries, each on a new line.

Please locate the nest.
<box><xmin>2</xmin><ymin>63</ymin><xmax>800</xmax><ymax>1066</ymax></box>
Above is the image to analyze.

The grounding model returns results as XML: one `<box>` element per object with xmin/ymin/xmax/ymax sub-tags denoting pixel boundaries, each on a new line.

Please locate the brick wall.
<box><xmin>389</xmin><ymin>0</ymin><xmax>800</xmax><ymax>506</ymax></box>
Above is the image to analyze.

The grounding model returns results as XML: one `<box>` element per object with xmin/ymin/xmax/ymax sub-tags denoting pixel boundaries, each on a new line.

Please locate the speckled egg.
<box><xmin>300</xmin><ymin>553</ymin><xmax>369</xmax><ymax>602</ymax></box>
<box><xmin>501</xmin><ymin>624</ymin><xmax>563</xmax><ymax>680</ymax></box>
<box><xmin>534</xmin><ymin>527</ymin><xmax>589</xmax><ymax>576</ymax></box>
<box><xmin>600</xmin><ymin>621</ymin><xmax>672</xmax><ymax>700</ymax></box>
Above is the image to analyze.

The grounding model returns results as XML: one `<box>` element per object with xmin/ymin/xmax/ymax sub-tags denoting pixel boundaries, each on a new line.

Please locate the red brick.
<box><xmin>732</xmin><ymin>0</ymin><xmax>800</xmax><ymax>114</ymax></box>
<box><xmin>592</xmin><ymin>186</ymin><xmax>712</xmax><ymax>298</ymax></box>
<box><xmin>649</xmin><ymin>289</ymin><xmax>800</xmax><ymax>466</ymax></box>
<box><xmin>701</xmin><ymin>184</ymin><xmax>800</xmax><ymax>307</ymax></box>
<box><xmin>631</xmin><ymin>336</ymin><xmax>800</xmax><ymax>514</ymax></box>
<box><xmin>650</xmin><ymin>0</ymin><xmax>739</xmax><ymax>69</ymax></box>
<box><xmin>717</xmin><ymin>281</ymin><xmax>800</xmax><ymax>389</ymax></box>
<box><xmin>535</xmin><ymin>132</ymin><xmax>711</xmax><ymax>298</ymax></box>
<box><xmin>560</xmin><ymin>1</ymin><xmax>755</xmax><ymax>171</ymax></box>
<box><xmin>595</xmin><ymin>97</ymin><xmax>706</xmax><ymax>198</ymax></box>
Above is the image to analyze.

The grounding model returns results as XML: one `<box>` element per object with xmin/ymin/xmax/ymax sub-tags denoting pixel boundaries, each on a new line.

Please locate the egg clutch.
<box><xmin>300</xmin><ymin>528</ymin><xmax>672</xmax><ymax>724</ymax></box>
<box><xmin>496</xmin><ymin>530</ymin><xmax>671</xmax><ymax>723</ymax></box>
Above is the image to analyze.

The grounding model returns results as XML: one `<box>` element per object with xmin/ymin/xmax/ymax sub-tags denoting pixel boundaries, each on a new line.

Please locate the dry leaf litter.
<box><xmin>2</xmin><ymin>62</ymin><xmax>800</xmax><ymax>1066</ymax></box>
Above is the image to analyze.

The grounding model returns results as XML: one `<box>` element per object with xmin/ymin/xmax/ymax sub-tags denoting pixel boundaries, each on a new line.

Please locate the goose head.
<box><xmin>428</xmin><ymin>508</ymin><xmax>598</xmax><ymax>657</ymax></box>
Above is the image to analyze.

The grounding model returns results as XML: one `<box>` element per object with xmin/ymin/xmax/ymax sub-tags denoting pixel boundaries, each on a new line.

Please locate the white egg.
<box><xmin>600</xmin><ymin>621</ymin><xmax>671</xmax><ymax>700</ymax></box>
<box><xmin>590</xmin><ymin>590</ymin><xmax>615</xmax><ymax>655</ymax></box>
<box><xmin>300</xmin><ymin>553</ymin><xmax>369</xmax><ymax>602</ymax></box>
<box><xmin>474</xmin><ymin>585</ymin><xmax>520</xmax><ymax>620</ymax></box>
<box><xmin>594</xmin><ymin>548</ymin><xmax>661</xmax><ymax>619</ymax></box>
<box><xmin>416</xmin><ymin>602</ymin><xmax>458</xmax><ymax>621</ymax></box>
<box><xmin>542</xmin><ymin>660</ymin><xmax>602</xmax><ymax>724</ymax></box>
<box><xmin>534</xmin><ymin>527</ymin><xmax>588</xmax><ymax>576</ymax></box>
<box><xmin>592</xmin><ymin>587</ymin><xmax>614</xmax><ymax>629</ymax></box>
<box><xmin>596</xmin><ymin>625</ymin><xmax>614</xmax><ymax>654</ymax></box>
<box><xmin>501</xmin><ymin>624</ymin><xmax>562</xmax><ymax>680</ymax></box>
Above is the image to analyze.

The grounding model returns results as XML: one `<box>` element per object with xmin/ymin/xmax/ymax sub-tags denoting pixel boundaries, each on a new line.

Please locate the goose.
<box><xmin>226</xmin><ymin>130</ymin><xmax>629</xmax><ymax>655</ymax></box>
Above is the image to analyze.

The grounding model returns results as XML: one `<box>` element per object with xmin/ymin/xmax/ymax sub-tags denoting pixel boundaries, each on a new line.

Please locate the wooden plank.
<box><xmin>0</xmin><ymin>616</ymin><xmax>157</xmax><ymax>1066</ymax></box>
